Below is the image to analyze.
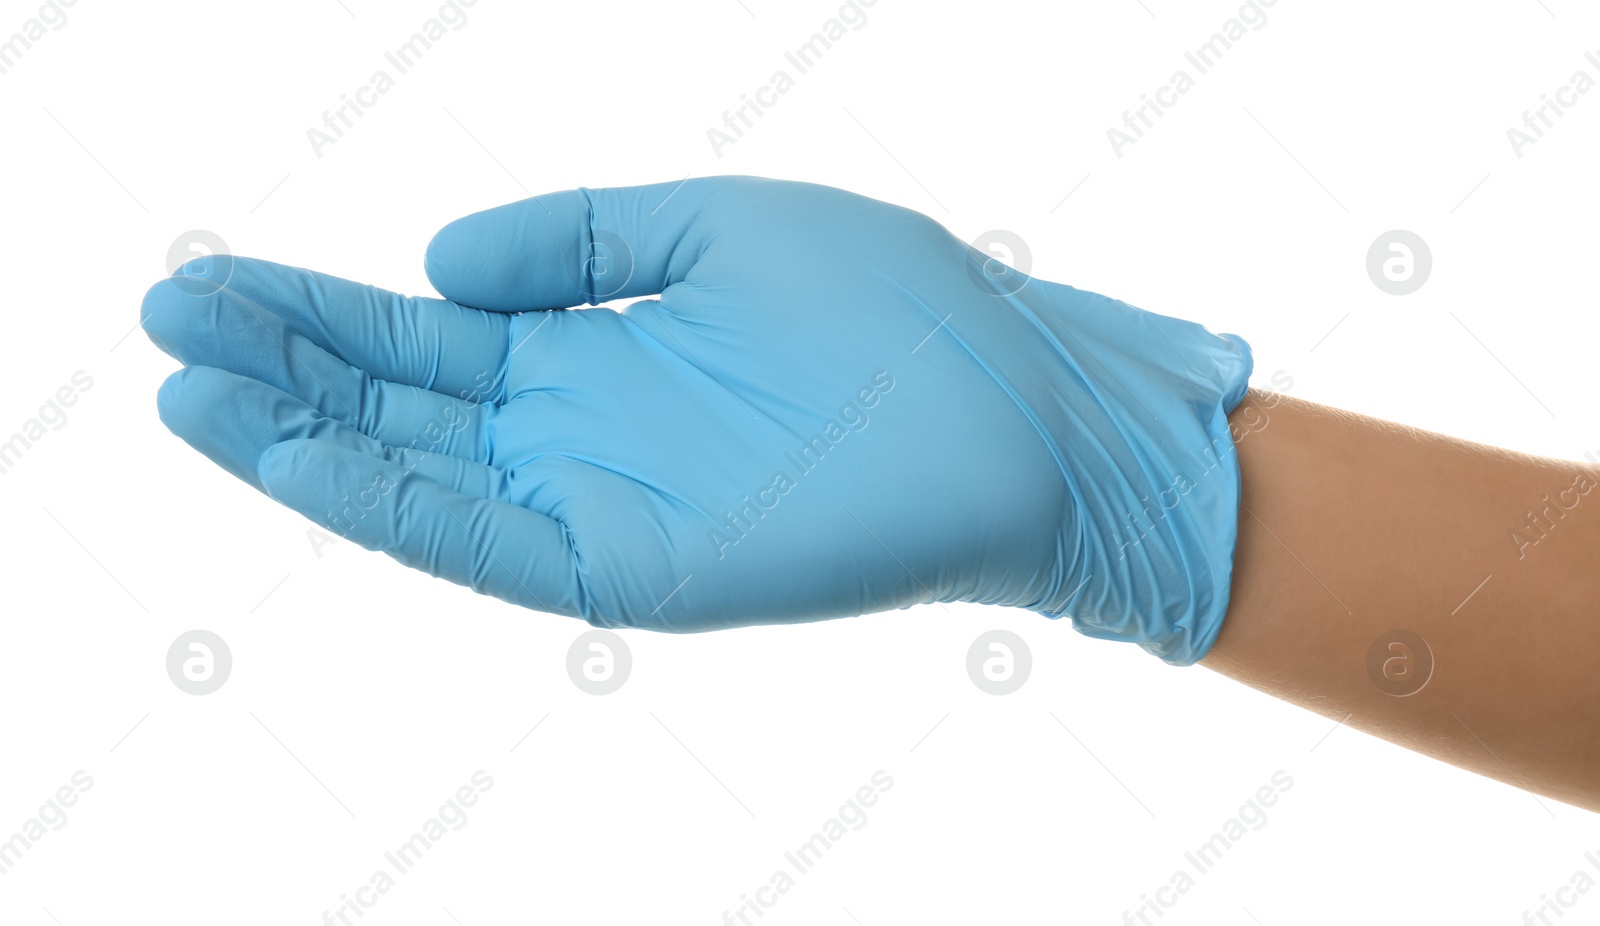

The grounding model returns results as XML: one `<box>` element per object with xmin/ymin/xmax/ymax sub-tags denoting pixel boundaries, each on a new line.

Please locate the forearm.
<box><xmin>1202</xmin><ymin>389</ymin><xmax>1600</xmax><ymax>812</ymax></box>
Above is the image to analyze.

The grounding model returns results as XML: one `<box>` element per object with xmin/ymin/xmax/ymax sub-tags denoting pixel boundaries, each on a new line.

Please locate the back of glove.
<box><xmin>145</xmin><ymin>176</ymin><xmax>1250</xmax><ymax>665</ymax></box>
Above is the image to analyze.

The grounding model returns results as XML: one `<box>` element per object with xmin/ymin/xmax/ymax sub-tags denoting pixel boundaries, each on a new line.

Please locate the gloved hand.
<box><xmin>143</xmin><ymin>176</ymin><xmax>1251</xmax><ymax>665</ymax></box>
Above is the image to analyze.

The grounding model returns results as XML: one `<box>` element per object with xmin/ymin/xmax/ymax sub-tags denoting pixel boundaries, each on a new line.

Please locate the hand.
<box><xmin>143</xmin><ymin>176</ymin><xmax>1250</xmax><ymax>664</ymax></box>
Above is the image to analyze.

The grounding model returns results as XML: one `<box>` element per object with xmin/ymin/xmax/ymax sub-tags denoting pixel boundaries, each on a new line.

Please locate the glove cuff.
<box><xmin>946</xmin><ymin>281</ymin><xmax>1253</xmax><ymax>665</ymax></box>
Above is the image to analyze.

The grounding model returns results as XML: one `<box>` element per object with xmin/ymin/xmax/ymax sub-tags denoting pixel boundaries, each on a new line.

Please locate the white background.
<box><xmin>1</xmin><ymin>0</ymin><xmax>1597</xmax><ymax>924</ymax></box>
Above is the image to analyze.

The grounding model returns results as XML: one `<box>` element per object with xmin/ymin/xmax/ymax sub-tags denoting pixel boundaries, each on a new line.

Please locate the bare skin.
<box><xmin>1203</xmin><ymin>389</ymin><xmax>1600</xmax><ymax>812</ymax></box>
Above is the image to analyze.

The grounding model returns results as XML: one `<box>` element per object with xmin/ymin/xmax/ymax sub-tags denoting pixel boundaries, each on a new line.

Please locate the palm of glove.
<box><xmin>145</xmin><ymin>177</ymin><xmax>1073</xmax><ymax>630</ymax></box>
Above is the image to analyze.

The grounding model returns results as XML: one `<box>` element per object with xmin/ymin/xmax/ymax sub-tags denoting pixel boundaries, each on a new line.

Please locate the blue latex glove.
<box><xmin>143</xmin><ymin>177</ymin><xmax>1251</xmax><ymax>665</ymax></box>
